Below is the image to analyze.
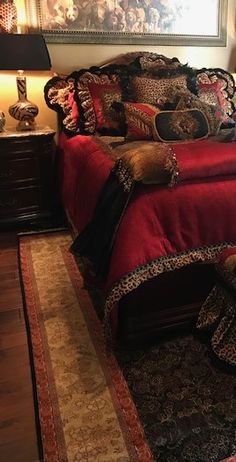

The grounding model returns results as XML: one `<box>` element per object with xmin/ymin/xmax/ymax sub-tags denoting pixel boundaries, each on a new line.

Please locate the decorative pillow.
<box><xmin>175</xmin><ymin>91</ymin><xmax>224</xmax><ymax>135</ymax></box>
<box><xmin>136</xmin><ymin>53</ymin><xmax>182</xmax><ymax>71</ymax></box>
<box><xmin>131</xmin><ymin>75</ymin><xmax>188</xmax><ymax>106</ymax></box>
<box><xmin>196</xmin><ymin>69</ymin><xmax>235</xmax><ymax>123</ymax></box>
<box><xmin>44</xmin><ymin>75</ymin><xmax>80</xmax><ymax>136</ymax></box>
<box><xmin>114</xmin><ymin>101</ymin><xmax>160</xmax><ymax>140</ymax></box>
<box><xmin>112</xmin><ymin>141</ymin><xmax>176</xmax><ymax>185</ymax></box>
<box><xmin>72</xmin><ymin>66</ymin><xmax>129</xmax><ymax>135</ymax></box>
<box><xmin>154</xmin><ymin>109</ymin><xmax>210</xmax><ymax>142</ymax></box>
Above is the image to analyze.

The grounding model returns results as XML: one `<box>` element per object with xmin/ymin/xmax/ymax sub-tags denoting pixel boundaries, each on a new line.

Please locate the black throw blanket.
<box><xmin>70</xmin><ymin>159</ymin><xmax>135</xmax><ymax>280</ymax></box>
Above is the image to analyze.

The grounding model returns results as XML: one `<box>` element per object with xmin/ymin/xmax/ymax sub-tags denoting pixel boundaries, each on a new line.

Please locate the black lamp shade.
<box><xmin>0</xmin><ymin>34</ymin><xmax>51</xmax><ymax>70</ymax></box>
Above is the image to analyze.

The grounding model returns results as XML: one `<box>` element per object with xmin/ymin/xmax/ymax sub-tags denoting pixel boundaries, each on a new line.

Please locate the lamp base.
<box><xmin>16</xmin><ymin>118</ymin><xmax>36</xmax><ymax>131</ymax></box>
<box><xmin>0</xmin><ymin>111</ymin><xmax>6</xmax><ymax>132</ymax></box>
<box><xmin>9</xmin><ymin>72</ymin><xmax>39</xmax><ymax>132</ymax></box>
<box><xmin>9</xmin><ymin>98</ymin><xmax>38</xmax><ymax>132</ymax></box>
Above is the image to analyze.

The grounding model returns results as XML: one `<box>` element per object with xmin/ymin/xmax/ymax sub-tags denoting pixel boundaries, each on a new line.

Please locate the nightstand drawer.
<box><xmin>0</xmin><ymin>138</ymin><xmax>37</xmax><ymax>153</ymax></box>
<box><xmin>0</xmin><ymin>186</ymin><xmax>45</xmax><ymax>219</ymax></box>
<box><xmin>0</xmin><ymin>136</ymin><xmax>52</xmax><ymax>155</ymax></box>
<box><xmin>0</xmin><ymin>155</ymin><xmax>39</xmax><ymax>186</ymax></box>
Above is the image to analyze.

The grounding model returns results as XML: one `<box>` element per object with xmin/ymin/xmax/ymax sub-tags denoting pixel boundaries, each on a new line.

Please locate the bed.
<box><xmin>44</xmin><ymin>52</ymin><xmax>236</xmax><ymax>345</ymax></box>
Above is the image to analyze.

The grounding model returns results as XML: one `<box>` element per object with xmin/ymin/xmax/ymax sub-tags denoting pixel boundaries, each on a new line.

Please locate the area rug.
<box><xmin>19</xmin><ymin>231</ymin><xmax>236</xmax><ymax>462</ymax></box>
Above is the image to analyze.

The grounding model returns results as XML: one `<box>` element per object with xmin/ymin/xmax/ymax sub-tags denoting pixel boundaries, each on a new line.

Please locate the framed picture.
<box><xmin>26</xmin><ymin>0</ymin><xmax>228</xmax><ymax>46</ymax></box>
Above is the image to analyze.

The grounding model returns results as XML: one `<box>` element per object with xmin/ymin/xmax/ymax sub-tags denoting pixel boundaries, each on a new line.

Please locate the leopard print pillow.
<box><xmin>131</xmin><ymin>75</ymin><xmax>188</xmax><ymax>107</ymax></box>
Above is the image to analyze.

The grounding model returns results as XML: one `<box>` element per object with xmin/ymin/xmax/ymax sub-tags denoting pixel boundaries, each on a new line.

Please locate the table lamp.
<box><xmin>0</xmin><ymin>34</ymin><xmax>51</xmax><ymax>131</ymax></box>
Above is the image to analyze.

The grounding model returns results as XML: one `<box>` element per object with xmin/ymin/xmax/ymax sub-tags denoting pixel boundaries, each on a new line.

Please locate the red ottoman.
<box><xmin>196</xmin><ymin>247</ymin><xmax>236</xmax><ymax>367</ymax></box>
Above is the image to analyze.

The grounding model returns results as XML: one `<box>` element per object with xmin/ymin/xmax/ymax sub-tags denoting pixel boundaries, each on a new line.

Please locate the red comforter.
<box><xmin>59</xmin><ymin>133</ymin><xmax>236</xmax><ymax>338</ymax></box>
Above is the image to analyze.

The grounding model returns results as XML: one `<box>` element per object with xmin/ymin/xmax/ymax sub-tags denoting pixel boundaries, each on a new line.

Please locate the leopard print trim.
<box><xmin>104</xmin><ymin>241</ymin><xmax>236</xmax><ymax>340</ymax></box>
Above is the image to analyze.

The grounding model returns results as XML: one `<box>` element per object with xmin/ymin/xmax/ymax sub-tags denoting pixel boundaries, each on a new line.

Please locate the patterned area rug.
<box><xmin>19</xmin><ymin>231</ymin><xmax>236</xmax><ymax>462</ymax></box>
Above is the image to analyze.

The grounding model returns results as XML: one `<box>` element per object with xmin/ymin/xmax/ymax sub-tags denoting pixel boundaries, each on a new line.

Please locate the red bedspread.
<box><xmin>59</xmin><ymin>133</ymin><xmax>236</xmax><ymax>338</ymax></box>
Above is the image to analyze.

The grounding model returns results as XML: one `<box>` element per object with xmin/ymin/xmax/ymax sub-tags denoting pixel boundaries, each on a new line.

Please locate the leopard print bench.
<box><xmin>196</xmin><ymin>247</ymin><xmax>236</xmax><ymax>368</ymax></box>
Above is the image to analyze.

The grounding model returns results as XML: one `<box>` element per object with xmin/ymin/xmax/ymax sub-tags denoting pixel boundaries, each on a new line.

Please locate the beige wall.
<box><xmin>1</xmin><ymin>0</ymin><xmax>235</xmax><ymax>133</ymax></box>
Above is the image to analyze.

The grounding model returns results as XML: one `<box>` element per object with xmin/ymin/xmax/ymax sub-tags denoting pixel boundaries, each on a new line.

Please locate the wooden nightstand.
<box><xmin>0</xmin><ymin>126</ymin><xmax>64</xmax><ymax>230</ymax></box>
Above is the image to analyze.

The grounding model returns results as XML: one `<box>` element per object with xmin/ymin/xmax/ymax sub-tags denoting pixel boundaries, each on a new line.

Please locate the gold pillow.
<box><xmin>112</xmin><ymin>141</ymin><xmax>176</xmax><ymax>185</ymax></box>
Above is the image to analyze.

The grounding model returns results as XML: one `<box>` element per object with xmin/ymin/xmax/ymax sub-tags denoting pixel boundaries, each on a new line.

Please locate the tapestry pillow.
<box><xmin>175</xmin><ymin>91</ymin><xmax>224</xmax><ymax>135</ymax></box>
<box><xmin>196</xmin><ymin>68</ymin><xmax>235</xmax><ymax>124</ymax></box>
<box><xmin>72</xmin><ymin>66</ymin><xmax>129</xmax><ymax>135</ymax></box>
<box><xmin>113</xmin><ymin>101</ymin><xmax>161</xmax><ymax>140</ymax></box>
<box><xmin>44</xmin><ymin>75</ymin><xmax>80</xmax><ymax>136</ymax></box>
<box><xmin>131</xmin><ymin>74</ymin><xmax>188</xmax><ymax>107</ymax></box>
<box><xmin>154</xmin><ymin>109</ymin><xmax>210</xmax><ymax>142</ymax></box>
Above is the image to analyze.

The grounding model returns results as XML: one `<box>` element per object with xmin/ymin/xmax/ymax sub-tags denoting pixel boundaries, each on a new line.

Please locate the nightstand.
<box><xmin>0</xmin><ymin>126</ymin><xmax>64</xmax><ymax>229</ymax></box>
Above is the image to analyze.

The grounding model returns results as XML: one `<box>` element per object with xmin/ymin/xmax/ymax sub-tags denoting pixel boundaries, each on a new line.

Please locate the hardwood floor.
<box><xmin>0</xmin><ymin>232</ymin><xmax>39</xmax><ymax>462</ymax></box>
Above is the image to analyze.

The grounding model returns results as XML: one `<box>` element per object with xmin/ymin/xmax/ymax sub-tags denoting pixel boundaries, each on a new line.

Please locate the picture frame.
<box><xmin>26</xmin><ymin>0</ymin><xmax>228</xmax><ymax>46</ymax></box>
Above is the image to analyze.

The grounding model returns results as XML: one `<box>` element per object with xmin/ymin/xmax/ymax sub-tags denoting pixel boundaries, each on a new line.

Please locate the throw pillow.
<box><xmin>44</xmin><ymin>75</ymin><xmax>80</xmax><ymax>136</ymax></box>
<box><xmin>176</xmin><ymin>91</ymin><xmax>224</xmax><ymax>135</ymax></box>
<box><xmin>131</xmin><ymin>74</ymin><xmax>188</xmax><ymax>107</ymax></box>
<box><xmin>196</xmin><ymin>69</ymin><xmax>235</xmax><ymax>123</ymax></box>
<box><xmin>114</xmin><ymin>101</ymin><xmax>161</xmax><ymax>140</ymax></box>
<box><xmin>137</xmin><ymin>53</ymin><xmax>181</xmax><ymax>71</ymax></box>
<box><xmin>112</xmin><ymin>141</ymin><xmax>176</xmax><ymax>185</ymax></box>
<box><xmin>154</xmin><ymin>109</ymin><xmax>210</xmax><ymax>142</ymax></box>
<box><xmin>72</xmin><ymin>66</ymin><xmax>129</xmax><ymax>135</ymax></box>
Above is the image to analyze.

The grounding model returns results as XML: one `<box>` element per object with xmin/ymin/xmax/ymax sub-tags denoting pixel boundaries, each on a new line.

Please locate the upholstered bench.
<box><xmin>196</xmin><ymin>247</ymin><xmax>236</xmax><ymax>367</ymax></box>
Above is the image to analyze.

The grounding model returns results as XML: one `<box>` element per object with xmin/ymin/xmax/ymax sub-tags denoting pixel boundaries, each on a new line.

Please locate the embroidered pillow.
<box><xmin>72</xmin><ymin>66</ymin><xmax>128</xmax><ymax>135</ymax></box>
<box><xmin>176</xmin><ymin>92</ymin><xmax>224</xmax><ymax>136</ymax></box>
<box><xmin>154</xmin><ymin>109</ymin><xmax>210</xmax><ymax>142</ymax></box>
<box><xmin>131</xmin><ymin>75</ymin><xmax>188</xmax><ymax>106</ymax></box>
<box><xmin>44</xmin><ymin>75</ymin><xmax>80</xmax><ymax>136</ymax></box>
<box><xmin>113</xmin><ymin>101</ymin><xmax>160</xmax><ymax>140</ymax></box>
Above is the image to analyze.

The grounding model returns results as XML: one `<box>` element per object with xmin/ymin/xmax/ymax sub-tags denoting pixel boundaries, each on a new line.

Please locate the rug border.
<box><xmin>19</xmin><ymin>233</ymin><xmax>69</xmax><ymax>462</ymax></box>
<box><xmin>18</xmin><ymin>237</ymin><xmax>45</xmax><ymax>462</ymax></box>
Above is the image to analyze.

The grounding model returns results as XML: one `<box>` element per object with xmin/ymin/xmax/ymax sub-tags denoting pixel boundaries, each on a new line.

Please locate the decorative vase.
<box><xmin>0</xmin><ymin>0</ymin><xmax>18</xmax><ymax>33</ymax></box>
<box><xmin>9</xmin><ymin>71</ymin><xmax>38</xmax><ymax>131</ymax></box>
<box><xmin>0</xmin><ymin>111</ymin><xmax>6</xmax><ymax>132</ymax></box>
